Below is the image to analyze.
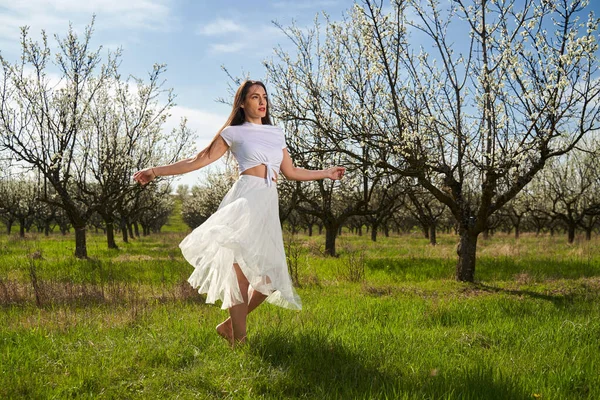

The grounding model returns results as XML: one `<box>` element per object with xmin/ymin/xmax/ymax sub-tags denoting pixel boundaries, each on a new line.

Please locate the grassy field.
<box><xmin>1</xmin><ymin>224</ymin><xmax>599</xmax><ymax>399</ymax></box>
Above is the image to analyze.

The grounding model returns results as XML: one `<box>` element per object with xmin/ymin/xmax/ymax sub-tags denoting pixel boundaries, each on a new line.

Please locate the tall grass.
<box><xmin>1</xmin><ymin>230</ymin><xmax>599</xmax><ymax>399</ymax></box>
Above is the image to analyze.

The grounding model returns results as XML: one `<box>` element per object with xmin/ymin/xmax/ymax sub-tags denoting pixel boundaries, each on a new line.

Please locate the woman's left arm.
<box><xmin>280</xmin><ymin>148</ymin><xmax>345</xmax><ymax>181</ymax></box>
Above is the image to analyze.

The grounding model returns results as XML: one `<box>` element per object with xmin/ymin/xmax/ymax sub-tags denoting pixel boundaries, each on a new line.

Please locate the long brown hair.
<box><xmin>199</xmin><ymin>80</ymin><xmax>272</xmax><ymax>159</ymax></box>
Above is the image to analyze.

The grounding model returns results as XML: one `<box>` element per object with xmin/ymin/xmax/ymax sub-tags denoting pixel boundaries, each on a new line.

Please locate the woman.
<box><xmin>134</xmin><ymin>80</ymin><xmax>345</xmax><ymax>347</ymax></box>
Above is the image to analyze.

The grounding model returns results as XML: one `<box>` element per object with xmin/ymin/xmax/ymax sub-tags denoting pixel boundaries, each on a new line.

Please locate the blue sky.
<box><xmin>0</xmin><ymin>0</ymin><xmax>349</xmax><ymax>187</ymax></box>
<box><xmin>1</xmin><ymin>0</ymin><xmax>599</xmax><ymax>188</ymax></box>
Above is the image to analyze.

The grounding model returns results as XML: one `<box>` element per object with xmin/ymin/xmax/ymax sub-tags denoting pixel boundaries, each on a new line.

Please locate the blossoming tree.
<box><xmin>0</xmin><ymin>20</ymin><xmax>192</xmax><ymax>256</ymax></box>
<box><xmin>267</xmin><ymin>0</ymin><xmax>600</xmax><ymax>281</ymax></box>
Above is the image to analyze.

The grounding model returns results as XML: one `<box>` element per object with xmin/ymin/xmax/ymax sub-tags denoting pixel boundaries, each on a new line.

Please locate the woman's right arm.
<box><xmin>133</xmin><ymin>137</ymin><xmax>229</xmax><ymax>185</ymax></box>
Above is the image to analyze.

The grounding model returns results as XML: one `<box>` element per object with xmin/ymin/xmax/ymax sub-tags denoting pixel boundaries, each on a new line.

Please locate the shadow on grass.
<box><xmin>476</xmin><ymin>257</ymin><xmax>600</xmax><ymax>281</ymax></box>
<box><xmin>474</xmin><ymin>283</ymin><xmax>581</xmax><ymax>308</ymax></box>
<box><xmin>368</xmin><ymin>256</ymin><xmax>600</xmax><ymax>282</ymax></box>
<box><xmin>250</xmin><ymin>330</ymin><xmax>530</xmax><ymax>399</ymax></box>
<box><xmin>367</xmin><ymin>257</ymin><xmax>454</xmax><ymax>281</ymax></box>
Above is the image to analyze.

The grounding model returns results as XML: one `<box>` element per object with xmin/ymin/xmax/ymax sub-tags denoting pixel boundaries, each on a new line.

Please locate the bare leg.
<box><xmin>217</xmin><ymin>271</ymin><xmax>269</xmax><ymax>346</ymax></box>
<box><xmin>217</xmin><ymin>290</ymin><xmax>268</xmax><ymax>342</ymax></box>
<box><xmin>247</xmin><ymin>289</ymin><xmax>269</xmax><ymax>313</ymax></box>
<box><xmin>228</xmin><ymin>263</ymin><xmax>251</xmax><ymax>344</ymax></box>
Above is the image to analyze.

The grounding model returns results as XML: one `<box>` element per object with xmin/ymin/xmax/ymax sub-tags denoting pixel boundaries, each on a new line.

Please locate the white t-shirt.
<box><xmin>220</xmin><ymin>122</ymin><xmax>287</xmax><ymax>186</ymax></box>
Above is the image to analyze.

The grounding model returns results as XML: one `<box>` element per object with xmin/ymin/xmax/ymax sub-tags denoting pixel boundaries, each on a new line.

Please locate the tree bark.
<box><xmin>324</xmin><ymin>222</ymin><xmax>339</xmax><ymax>256</ymax></box>
<box><xmin>456</xmin><ymin>231</ymin><xmax>478</xmax><ymax>282</ymax></box>
<box><xmin>106</xmin><ymin>221</ymin><xmax>118</xmax><ymax>249</ymax></box>
<box><xmin>19</xmin><ymin>218</ymin><xmax>25</xmax><ymax>238</ymax></box>
<box><xmin>429</xmin><ymin>224</ymin><xmax>437</xmax><ymax>246</ymax></box>
<box><xmin>74</xmin><ymin>226</ymin><xmax>88</xmax><ymax>259</ymax></box>
<box><xmin>371</xmin><ymin>222</ymin><xmax>378</xmax><ymax>242</ymax></box>
<box><xmin>422</xmin><ymin>222</ymin><xmax>430</xmax><ymax>239</ymax></box>
<box><xmin>128</xmin><ymin>223</ymin><xmax>134</xmax><ymax>238</ymax></box>
<box><xmin>121</xmin><ymin>217</ymin><xmax>129</xmax><ymax>243</ymax></box>
<box><xmin>567</xmin><ymin>224</ymin><xmax>576</xmax><ymax>243</ymax></box>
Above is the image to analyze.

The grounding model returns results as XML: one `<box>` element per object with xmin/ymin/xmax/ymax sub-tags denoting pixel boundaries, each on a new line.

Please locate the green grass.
<box><xmin>161</xmin><ymin>197</ymin><xmax>189</xmax><ymax>233</ymax></box>
<box><xmin>1</xmin><ymin>230</ymin><xmax>599</xmax><ymax>399</ymax></box>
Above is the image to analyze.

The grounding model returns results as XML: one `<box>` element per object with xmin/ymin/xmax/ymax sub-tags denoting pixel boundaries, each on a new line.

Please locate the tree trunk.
<box><xmin>515</xmin><ymin>224</ymin><xmax>520</xmax><ymax>239</ymax></box>
<box><xmin>429</xmin><ymin>224</ymin><xmax>437</xmax><ymax>246</ymax></box>
<box><xmin>384</xmin><ymin>225</ymin><xmax>389</xmax><ymax>237</ymax></box>
<box><xmin>19</xmin><ymin>218</ymin><xmax>25</xmax><ymax>238</ymax></box>
<box><xmin>456</xmin><ymin>231</ymin><xmax>478</xmax><ymax>282</ymax></box>
<box><xmin>133</xmin><ymin>222</ymin><xmax>140</xmax><ymax>238</ymax></box>
<box><xmin>422</xmin><ymin>223</ymin><xmax>429</xmax><ymax>239</ymax></box>
<box><xmin>74</xmin><ymin>226</ymin><xmax>88</xmax><ymax>259</ymax></box>
<box><xmin>106</xmin><ymin>221</ymin><xmax>118</xmax><ymax>249</ymax></box>
<box><xmin>585</xmin><ymin>227</ymin><xmax>592</xmax><ymax>241</ymax></box>
<box><xmin>324</xmin><ymin>222</ymin><xmax>339</xmax><ymax>256</ymax></box>
<box><xmin>127</xmin><ymin>223</ymin><xmax>134</xmax><ymax>239</ymax></box>
<box><xmin>44</xmin><ymin>222</ymin><xmax>50</xmax><ymax>236</ymax></box>
<box><xmin>357</xmin><ymin>225</ymin><xmax>362</xmax><ymax>236</ymax></box>
<box><xmin>567</xmin><ymin>224</ymin><xmax>576</xmax><ymax>244</ymax></box>
<box><xmin>371</xmin><ymin>222</ymin><xmax>378</xmax><ymax>242</ymax></box>
<box><xmin>308</xmin><ymin>224</ymin><xmax>313</xmax><ymax>237</ymax></box>
<box><xmin>121</xmin><ymin>217</ymin><xmax>129</xmax><ymax>243</ymax></box>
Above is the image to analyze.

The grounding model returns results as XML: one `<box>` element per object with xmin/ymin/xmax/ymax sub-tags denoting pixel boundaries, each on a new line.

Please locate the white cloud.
<box><xmin>200</xmin><ymin>21</ymin><xmax>285</xmax><ymax>55</ymax></box>
<box><xmin>165</xmin><ymin>105</ymin><xmax>228</xmax><ymax>145</ymax></box>
<box><xmin>209</xmin><ymin>42</ymin><xmax>246</xmax><ymax>54</ymax></box>
<box><xmin>0</xmin><ymin>0</ymin><xmax>176</xmax><ymax>44</ymax></box>
<box><xmin>196</xmin><ymin>18</ymin><xmax>245</xmax><ymax>36</ymax></box>
<box><xmin>163</xmin><ymin>105</ymin><xmax>231</xmax><ymax>188</ymax></box>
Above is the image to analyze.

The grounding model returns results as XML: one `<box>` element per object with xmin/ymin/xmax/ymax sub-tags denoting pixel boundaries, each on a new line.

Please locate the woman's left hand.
<box><xmin>133</xmin><ymin>168</ymin><xmax>156</xmax><ymax>186</ymax></box>
<box><xmin>326</xmin><ymin>166</ymin><xmax>346</xmax><ymax>180</ymax></box>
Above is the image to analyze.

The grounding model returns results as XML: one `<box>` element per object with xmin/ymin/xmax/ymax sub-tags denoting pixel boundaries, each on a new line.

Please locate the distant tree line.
<box><xmin>265</xmin><ymin>0</ymin><xmax>600</xmax><ymax>283</ymax></box>
<box><xmin>0</xmin><ymin>175</ymin><xmax>174</xmax><ymax>239</ymax></box>
<box><xmin>219</xmin><ymin>0</ymin><xmax>600</xmax><ymax>282</ymax></box>
<box><xmin>0</xmin><ymin>19</ymin><xmax>194</xmax><ymax>256</ymax></box>
<box><xmin>179</xmin><ymin>142</ymin><xmax>600</xmax><ymax>245</ymax></box>
<box><xmin>2</xmin><ymin>0</ymin><xmax>600</xmax><ymax>288</ymax></box>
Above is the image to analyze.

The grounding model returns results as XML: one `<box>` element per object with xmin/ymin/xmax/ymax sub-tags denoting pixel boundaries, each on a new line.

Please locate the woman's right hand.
<box><xmin>133</xmin><ymin>168</ymin><xmax>157</xmax><ymax>186</ymax></box>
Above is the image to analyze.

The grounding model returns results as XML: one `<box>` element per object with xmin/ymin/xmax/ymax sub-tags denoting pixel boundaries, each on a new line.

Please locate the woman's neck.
<box><xmin>245</xmin><ymin>117</ymin><xmax>262</xmax><ymax>125</ymax></box>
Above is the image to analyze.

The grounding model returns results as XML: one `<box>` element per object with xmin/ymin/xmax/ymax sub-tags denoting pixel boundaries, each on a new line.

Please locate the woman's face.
<box><xmin>241</xmin><ymin>84</ymin><xmax>268</xmax><ymax>123</ymax></box>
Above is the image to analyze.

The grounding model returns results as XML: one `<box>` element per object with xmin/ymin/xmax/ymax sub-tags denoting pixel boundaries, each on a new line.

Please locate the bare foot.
<box><xmin>216</xmin><ymin>319</ymin><xmax>233</xmax><ymax>346</ymax></box>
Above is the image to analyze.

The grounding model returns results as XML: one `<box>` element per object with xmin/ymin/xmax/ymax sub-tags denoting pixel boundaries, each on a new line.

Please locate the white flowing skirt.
<box><xmin>179</xmin><ymin>175</ymin><xmax>302</xmax><ymax>310</ymax></box>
